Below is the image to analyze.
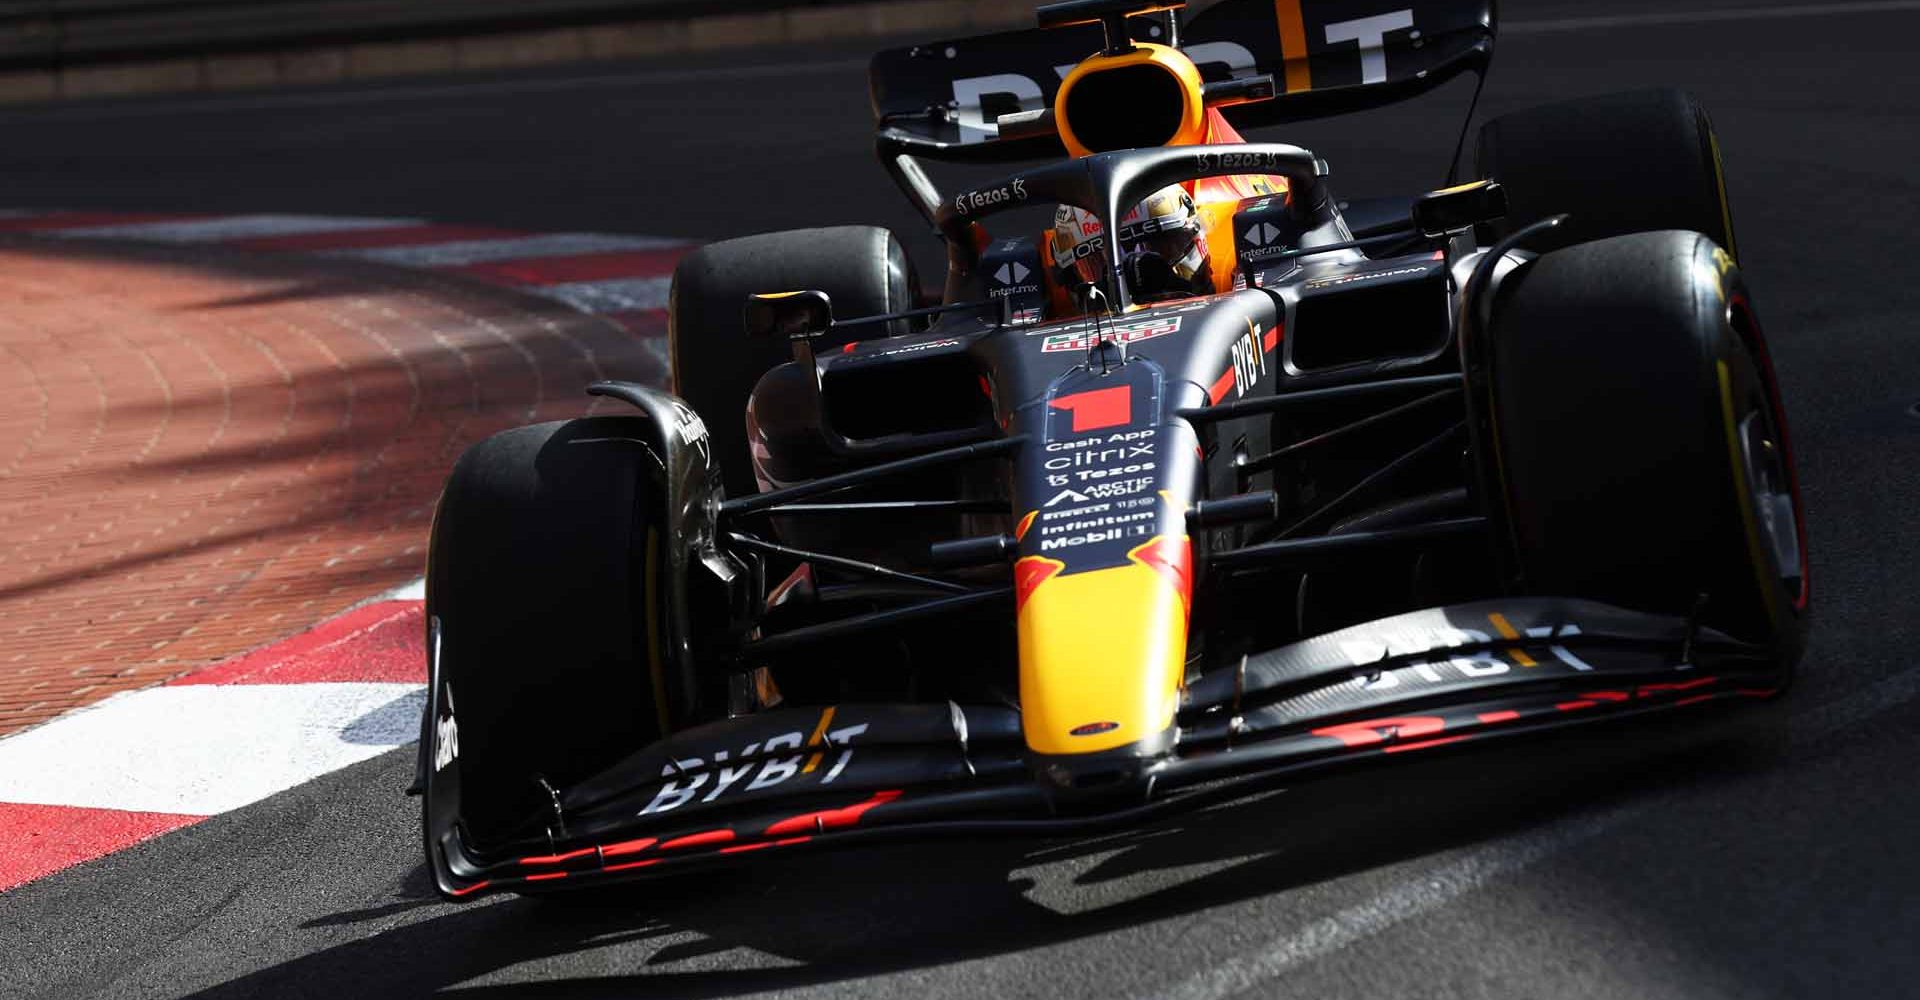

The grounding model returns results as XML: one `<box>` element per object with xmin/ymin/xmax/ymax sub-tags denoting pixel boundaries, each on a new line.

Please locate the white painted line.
<box><xmin>1505</xmin><ymin>0</ymin><xmax>1920</xmax><ymax>35</ymax></box>
<box><xmin>374</xmin><ymin>577</ymin><xmax>426</xmax><ymax>603</ymax></box>
<box><xmin>1159</xmin><ymin>822</ymin><xmax>1595</xmax><ymax>1000</ymax></box>
<box><xmin>0</xmin><ymin>682</ymin><xmax>424</xmax><ymax>815</ymax></box>
<box><xmin>523</xmin><ymin>276</ymin><xmax>673</xmax><ymax>314</ymax></box>
<box><xmin>1154</xmin><ymin>669</ymin><xmax>1920</xmax><ymax>1000</ymax></box>
<box><xmin>328</xmin><ymin>231</ymin><xmax>682</xmax><ymax>267</ymax></box>
<box><xmin>44</xmin><ymin>214</ymin><xmax>418</xmax><ymax>243</ymax></box>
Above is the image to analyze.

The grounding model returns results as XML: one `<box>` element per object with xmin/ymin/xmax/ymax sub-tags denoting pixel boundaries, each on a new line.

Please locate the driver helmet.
<box><xmin>1051</xmin><ymin>184</ymin><xmax>1211</xmax><ymax>301</ymax></box>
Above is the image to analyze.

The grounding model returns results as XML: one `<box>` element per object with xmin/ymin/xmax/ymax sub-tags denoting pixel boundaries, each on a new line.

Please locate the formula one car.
<box><xmin>418</xmin><ymin>0</ymin><xmax>1807</xmax><ymax>899</ymax></box>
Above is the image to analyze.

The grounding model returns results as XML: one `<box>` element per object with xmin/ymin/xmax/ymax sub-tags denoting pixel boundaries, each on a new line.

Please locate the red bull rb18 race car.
<box><xmin>416</xmin><ymin>0</ymin><xmax>1808</xmax><ymax>899</ymax></box>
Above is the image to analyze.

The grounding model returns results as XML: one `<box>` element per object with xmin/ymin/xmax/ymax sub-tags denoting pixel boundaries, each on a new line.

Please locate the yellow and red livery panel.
<box><xmin>1011</xmin><ymin>357</ymin><xmax>1201</xmax><ymax>755</ymax></box>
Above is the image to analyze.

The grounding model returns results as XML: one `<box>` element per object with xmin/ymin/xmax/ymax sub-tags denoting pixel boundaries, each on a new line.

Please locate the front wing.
<box><xmin>424</xmin><ymin>597</ymin><xmax>1783</xmax><ymax>899</ymax></box>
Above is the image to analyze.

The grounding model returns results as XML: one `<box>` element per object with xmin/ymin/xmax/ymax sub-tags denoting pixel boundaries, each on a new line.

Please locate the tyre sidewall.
<box><xmin>426</xmin><ymin>417</ymin><xmax>666</xmax><ymax>845</ymax></box>
<box><xmin>1488</xmin><ymin>231</ymin><xmax>1805</xmax><ymax>671</ymax></box>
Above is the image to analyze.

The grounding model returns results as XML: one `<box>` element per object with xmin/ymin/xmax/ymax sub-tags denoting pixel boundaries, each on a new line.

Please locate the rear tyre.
<box><xmin>1486</xmin><ymin>231</ymin><xmax>1808</xmax><ymax>672</ymax></box>
<box><xmin>669</xmin><ymin>225</ymin><xmax>919</xmax><ymax>495</ymax></box>
<box><xmin>1476</xmin><ymin>88</ymin><xmax>1737</xmax><ymax>257</ymax></box>
<box><xmin>425</xmin><ymin>417</ymin><xmax>668</xmax><ymax>846</ymax></box>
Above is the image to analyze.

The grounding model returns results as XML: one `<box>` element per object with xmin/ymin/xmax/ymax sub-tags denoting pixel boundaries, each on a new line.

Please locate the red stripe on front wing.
<box><xmin>763</xmin><ymin>789</ymin><xmax>903</xmax><ymax>836</ymax></box>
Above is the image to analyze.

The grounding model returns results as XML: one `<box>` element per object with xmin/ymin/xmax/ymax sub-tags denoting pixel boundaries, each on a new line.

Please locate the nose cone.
<box><xmin>1009</xmin><ymin>355</ymin><xmax>1198</xmax><ymax>776</ymax></box>
<box><xmin>1016</xmin><ymin>536</ymin><xmax>1191</xmax><ymax>756</ymax></box>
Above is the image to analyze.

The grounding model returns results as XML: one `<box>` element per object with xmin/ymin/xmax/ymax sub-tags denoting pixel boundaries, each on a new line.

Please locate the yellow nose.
<box><xmin>1015</xmin><ymin>536</ymin><xmax>1190</xmax><ymax>755</ymax></box>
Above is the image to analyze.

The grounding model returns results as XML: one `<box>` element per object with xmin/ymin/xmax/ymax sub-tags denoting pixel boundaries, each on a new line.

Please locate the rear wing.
<box><xmin>870</xmin><ymin>0</ymin><xmax>1495</xmax><ymax>162</ymax></box>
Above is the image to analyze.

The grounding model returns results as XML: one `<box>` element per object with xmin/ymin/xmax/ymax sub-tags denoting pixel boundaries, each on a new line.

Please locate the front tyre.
<box><xmin>424</xmin><ymin>416</ymin><xmax>670</xmax><ymax>847</ymax></box>
<box><xmin>1486</xmin><ymin>231</ymin><xmax>1808</xmax><ymax>673</ymax></box>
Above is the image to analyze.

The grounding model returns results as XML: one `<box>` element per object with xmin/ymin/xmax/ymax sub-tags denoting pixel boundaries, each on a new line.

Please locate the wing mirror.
<box><xmin>1411</xmin><ymin>180</ymin><xmax>1508</xmax><ymax>238</ymax></box>
<box><xmin>1201</xmin><ymin>74</ymin><xmax>1276</xmax><ymax>109</ymax></box>
<box><xmin>744</xmin><ymin>290</ymin><xmax>833</xmax><ymax>364</ymax></box>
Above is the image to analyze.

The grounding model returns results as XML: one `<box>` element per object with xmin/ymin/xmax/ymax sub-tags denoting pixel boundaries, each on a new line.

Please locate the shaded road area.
<box><xmin>3</xmin><ymin>1</ymin><xmax>1920</xmax><ymax>997</ymax></box>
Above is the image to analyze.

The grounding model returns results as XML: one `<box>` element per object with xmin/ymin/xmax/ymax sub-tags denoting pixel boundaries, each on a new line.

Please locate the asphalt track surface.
<box><xmin>4</xmin><ymin>1</ymin><xmax>1920</xmax><ymax>997</ymax></box>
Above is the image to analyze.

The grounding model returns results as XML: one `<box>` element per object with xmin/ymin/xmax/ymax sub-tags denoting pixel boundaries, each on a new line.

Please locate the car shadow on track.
<box><xmin>176</xmin><ymin>710</ymin><xmax>1786</xmax><ymax>1000</ymax></box>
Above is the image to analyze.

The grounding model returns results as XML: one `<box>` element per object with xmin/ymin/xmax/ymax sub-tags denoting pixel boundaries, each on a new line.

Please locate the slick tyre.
<box><xmin>669</xmin><ymin>226</ymin><xmax>919</xmax><ymax>495</ymax></box>
<box><xmin>1486</xmin><ymin>231</ymin><xmax>1809</xmax><ymax>674</ymax></box>
<box><xmin>1476</xmin><ymin>88</ymin><xmax>1736</xmax><ymax>256</ymax></box>
<box><xmin>424</xmin><ymin>417</ymin><xmax>669</xmax><ymax>846</ymax></box>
